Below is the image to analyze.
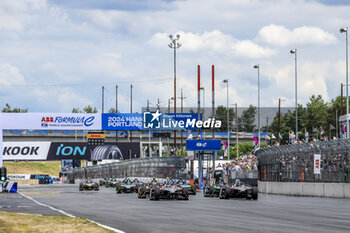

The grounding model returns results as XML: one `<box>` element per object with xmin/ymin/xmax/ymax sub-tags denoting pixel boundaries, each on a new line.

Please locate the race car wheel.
<box><xmin>79</xmin><ymin>184</ymin><xmax>83</xmax><ymax>191</ymax></box>
<box><xmin>94</xmin><ymin>184</ymin><xmax>99</xmax><ymax>191</ymax></box>
<box><xmin>252</xmin><ymin>186</ymin><xmax>258</xmax><ymax>200</ymax></box>
<box><xmin>138</xmin><ymin>187</ymin><xmax>143</xmax><ymax>198</ymax></box>
<box><xmin>246</xmin><ymin>190</ymin><xmax>252</xmax><ymax>200</ymax></box>
<box><xmin>204</xmin><ymin>186</ymin><xmax>211</xmax><ymax>197</ymax></box>
<box><xmin>224</xmin><ymin>187</ymin><xmax>230</xmax><ymax>199</ymax></box>
<box><xmin>154</xmin><ymin>187</ymin><xmax>160</xmax><ymax>200</ymax></box>
<box><xmin>116</xmin><ymin>184</ymin><xmax>121</xmax><ymax>193</ymax></box>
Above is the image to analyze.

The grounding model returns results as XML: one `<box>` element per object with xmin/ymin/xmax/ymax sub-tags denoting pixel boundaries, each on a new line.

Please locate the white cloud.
<box><xmin>258</xmin><ymin>24</ymin><xmax>337</xmax><ymax>47</ymax></box>
<box><xmin>28</xmin><ymin>88</ymin><xmax>93</xmax><ymax>112</ymax></box>
<box><xmin>0</xmin><ymin>64</ymin><xmax>26</xmax><ymax>85</ymax></box>
<box><xmin>149</xmin><ymin>30</ymin><xmax>274</xmax><ymax>59</ymax></box>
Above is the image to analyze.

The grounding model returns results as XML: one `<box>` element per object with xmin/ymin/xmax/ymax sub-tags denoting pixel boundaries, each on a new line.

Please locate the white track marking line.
<box><xmin>19</xmin><ymin>192</ymin><xmax>125</xmax><ymax>233</ymax></box>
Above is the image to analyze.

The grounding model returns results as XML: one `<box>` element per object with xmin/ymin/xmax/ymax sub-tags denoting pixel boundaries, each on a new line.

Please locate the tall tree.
<box><xmin>239</xmin><ymin>105</ymin><xmax>257</xmax><ymax>132</ymax></box>
<box><xmin>108</xmin><ymin>108</ymin><xmax>119</xmax><ymax>113</ymax></box>
<box><xmin>72</xmin><ymin>105</ymin><xmax>98</xmax><ymax>113</ymax></box>
<box><xmin>215</xmin><ymin>105</ymin><xmax>235</xmax><ymax>131</ymax></box>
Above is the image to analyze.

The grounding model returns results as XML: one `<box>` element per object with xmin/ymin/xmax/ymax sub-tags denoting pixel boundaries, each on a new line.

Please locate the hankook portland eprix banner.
<box><xmin>2</xmin><ymin>142</ymin><xmax>140</xmax><ymax>161</ymax></box>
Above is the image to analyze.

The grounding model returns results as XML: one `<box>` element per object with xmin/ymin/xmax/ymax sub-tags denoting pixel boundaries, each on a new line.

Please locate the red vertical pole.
<box><xmin>197</xmin><ymin>65</ymin><xmax>201</xmax><ymax>180</ymax></box>
<box><xmin>212</xmin><ymin>65</ymin><xmax>215</xmax><ymax>179</ymax></box>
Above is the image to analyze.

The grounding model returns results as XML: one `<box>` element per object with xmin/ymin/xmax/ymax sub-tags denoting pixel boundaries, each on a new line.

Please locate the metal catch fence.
<box><xmin>256</xmin><ymin>139</ymin><xmax>350</xmax><ymax>183</ymax></box>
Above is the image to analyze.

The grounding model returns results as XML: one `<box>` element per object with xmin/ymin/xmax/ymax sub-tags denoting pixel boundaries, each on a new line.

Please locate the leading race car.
<box><xmin>228</xmin><ymin>179</ymin><xmax>258</xmax><ymax>200</ymax></box>
<box><xmin>79</xmin><ymin>179</ymin><xmax>99</xmax><ymax>191</ymax></box>
<box><xmin>116</xmin><ymin>178</ymin><xmax>138</xmax><ymax>193</ymax></box>
<box><xmin>148</xmin><ymin>178</ymin><xmax>189</xmax><ymax>201</ymax></box>
<box><xmin>138</xmin><ymin>178</ymin><xmax>159</xmax><ymax>199</ymax></box>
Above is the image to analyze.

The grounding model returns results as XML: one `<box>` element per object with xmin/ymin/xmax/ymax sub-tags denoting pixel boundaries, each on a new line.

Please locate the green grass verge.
<box><xmin>3</xmin><ymin>161</ymin><xmax>61</xmax><ymax>177</ymax></box>
<box><xmin>0</xmin><ymin>210</ymin><xmax>114</xmax><ymax>233</ymax></box>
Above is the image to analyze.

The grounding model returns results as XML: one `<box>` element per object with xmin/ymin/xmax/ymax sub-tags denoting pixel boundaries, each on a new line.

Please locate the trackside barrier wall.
<box><xmin>258</xmin><ymin>181</ymin><xmax>350</xmax><ymax>198</ymax></box>
<box><xmin>256</xmin><ymin>139</ymin><xmax>350</xmax><ymax>183</ymax></box>
<box><xmin>69</xmin><ymin>157</ymin><xmax>187</xmax><ymax>182</ymax></box>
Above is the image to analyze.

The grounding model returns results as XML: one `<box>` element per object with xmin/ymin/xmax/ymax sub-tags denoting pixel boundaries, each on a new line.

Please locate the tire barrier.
<box><xmin>91</xmin><ymin>145</ymin><xmax>123</xmax><ymax>160</ymax></box>
<box><xmin>69</xmin><ymin>157</ymin><xmax>187</xmax><ymax>181</ymax></box>
<box><xmin>256</xmin><ymin>139</ymin><xmax>350</xmax><ymax>183</ymax></box>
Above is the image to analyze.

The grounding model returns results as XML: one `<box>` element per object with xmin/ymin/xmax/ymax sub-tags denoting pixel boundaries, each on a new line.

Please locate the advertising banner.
<box><xmin>7</xmin><ymin>174</ymin><xmax>31</xmax><ymax>180</ymax></box>
<box><xmin>2</xmin><ymin>142</ymin><xmax>140</xmax><ymax>161</ymax></box>
<box><xmin>102</xmin><ymin>113</ymin><xmax>143</xmax><ymax>130</ymax></box>
<box><xmin>3</xmin><ymin>142</ymin><xmax>50</xmax><ymax>161</ymax></box>
<box><xmin>0</xmin><ymin>113</ymin><xmax>101</xmax><ymax>130</ymax></box>
<box><xmin>47</xmin><ymin>142</ymin><xmax>140</xmax><ymax>160</ymax></box>
<box><xmin>143</xmin><ymin>111</ymin><xmax>201</xmax><ymax>130</ymax></box>
<box><xmin>314</xmin><ymin>154</ymin><xmax>321</xmax><ymax>174</ymax></box>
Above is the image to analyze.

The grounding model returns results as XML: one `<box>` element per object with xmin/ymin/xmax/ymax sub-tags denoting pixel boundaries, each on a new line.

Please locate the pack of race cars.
<box><xmin>79</xmin><ymin>177</ymin><xmax>258</xmax><ymax>201</ymax></box>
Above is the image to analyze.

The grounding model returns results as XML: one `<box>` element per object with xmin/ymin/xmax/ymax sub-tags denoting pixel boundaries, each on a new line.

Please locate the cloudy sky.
<box><xmin>0</xmin><ymin>0</ymin><xmax>349</xmax><ymax>113</ymax></box>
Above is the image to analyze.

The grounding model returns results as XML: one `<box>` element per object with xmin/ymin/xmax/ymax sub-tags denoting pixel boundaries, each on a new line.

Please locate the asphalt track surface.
<box><xmin>1</xmin><ymin>184</ymin><xmax>350</xmax><ymax>233</ymax></box>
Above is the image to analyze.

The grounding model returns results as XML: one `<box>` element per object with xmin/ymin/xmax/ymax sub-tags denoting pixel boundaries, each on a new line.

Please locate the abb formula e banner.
<box><xmin>0</xmin><ymin>113</ymin><xmax>101</xmax><ymax>130</ymax></box>
<box><xmin>2</xmin><ymin>142</ymin><xmax>140</xmax><ymax>161</ymax></box>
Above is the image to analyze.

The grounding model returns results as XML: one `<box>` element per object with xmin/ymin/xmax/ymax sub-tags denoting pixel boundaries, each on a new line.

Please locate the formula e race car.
<box><xmin>176</xmin><ymin>178</ymin><xmax>197</xmax><ymax>195</ymax></box>
<box><xmin>203</xmin><ymin>183</ymin><xmax>230</xmax><ymax>199</ymax></box>
<box><xmin>137</xmin><ymin>179</ymin><xmax>159</xmax><ymax>199</ymax></box>
<box><xmin>228</xmin><ymin>180</ymin><xmax>258</xmax><ymax>200</ymax></box>
<box><xmin>116</xmin><ymin>178</ymin><xmax>138</xmax><ymax>193</ymax></box>
<box><xmin>79</xmin><ymin>179</ymin><xmax>99</xmax><ymax>191</ymax></box>
<box><xmin>145</xmin><ymin>179</ymin><xmax>189</xmax><ymax>201</ymax></box>
<box><xmin>105</xmin><ymin>178</ymin><xmax>118</xmax><ymax>188</ymax></box>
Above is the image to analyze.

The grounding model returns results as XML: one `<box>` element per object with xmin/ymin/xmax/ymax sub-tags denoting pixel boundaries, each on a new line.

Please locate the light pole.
<box><xmin>178</xmin><ymin>89</ymin><xmax>187</xmax><ymax>155</ymax></box>
<box><xmin>340</xmin><ymin>27</ymin><xmax>349</xmax><ymax>138</ymax></box>
<box><xmin>278</xmin><ymin>98</ymin><xmax>286</xmax><ymax>144</ymax></box>
<box><xmin>290</xmin><ymin>49</ymin><xmax>298</xmax><ymax>139</ymax></box>
<box><xmin>223</xmin><ymin>79</ymin><xmax>229</xmax><ymax>159</ymax></box>
<box><xmin>200</xmin><ymin>87</ymin><xmax>205</xmax><ymax>139</ymax></box>
<box><xmin>169</xmin><ymin>34</ymin><xmax>181</xmax><ymax>153</ymax></box>
<box><xmin>235</xmin><ymin>103</ymin><xmax>238</xmax><ymax>159</ymax></box>
<box><xmin>253</xmin><ymin>65</ymin><xmax>260</xmax><ymax>148</ymax></box>
<box><xmin>168</xmin><ymin>97</ymin><xmax>174</xmax><ymax>113</ymax></box>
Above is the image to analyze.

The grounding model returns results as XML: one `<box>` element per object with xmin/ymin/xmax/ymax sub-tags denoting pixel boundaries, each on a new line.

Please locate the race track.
<box><xmin>1</xmin><ymin>184</ymin><xmax>350</xmax><ymax>233</ymax></box>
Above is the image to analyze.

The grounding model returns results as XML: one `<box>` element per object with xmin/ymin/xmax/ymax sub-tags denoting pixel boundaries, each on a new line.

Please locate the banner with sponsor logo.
<box><xmin>102</xmin><ymin>113</ymin><xmax>143</xmax><ymax>130</ymax></box>
<box><xmin>314</xmin><ymin>154</ymin><xmax>321</xmax><ymax>174</ymax></box>
<box><xmin>2</xmin><ymin>142</ymin><xmax>140</xmax><ymax>161</ymax></box>
<box><xmin>143</xmin><ymin>111</ymin><xmax>205</xmax><ymax>130</ymax></box>
<box><xmin>0</xmin><ymin>113</ymin><xmax>101</xmax><ymax>130</ymax></box>
<box><xmin>7</xmin><ymin>174</ymin><xmax>31</xmax><ymax>180</ymax></box>
<box><xmin>3</xmin><ymin>142</ymin><xmax>50</xmax><ymax>161</ymax></box>
<box><xmin>47</xmin><ymin>142</ymin><xmax>140</xmax><ymax>160</ymax></box>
